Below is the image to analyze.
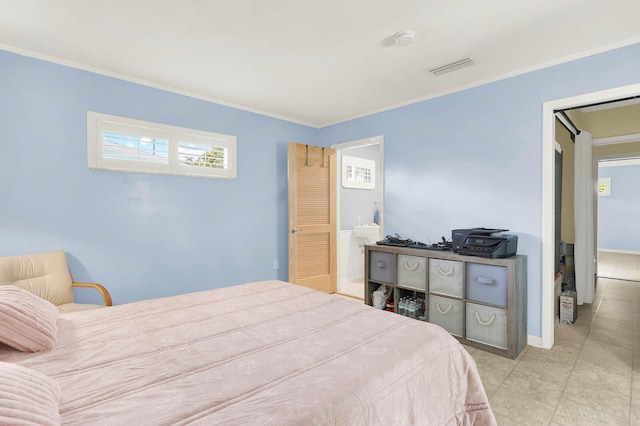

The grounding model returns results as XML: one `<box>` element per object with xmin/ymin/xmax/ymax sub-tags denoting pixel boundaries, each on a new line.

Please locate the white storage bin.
<box><xmin>429</xmin><ymin>295</ymin><xmax>463</xmax><ymax>337</ymax></box>
<box><xmin>465</xmin><ymin>303</ymin><xmax>507</xmax><ymax>349</ymax></box>
<box><xmin>397</xmin><ymin>255</ymin><xmax>427</xmax><ymax>291</ymax></box>
<box><xmin>428</xmin><ymin>259</ymin><xmax>463</xmax><ymax>298</ymax></box>
<box><xmin>466</xmin><ymin>264</ymin><xmax>508</xmax><ymax>307</ymax></box>
<box><xmin>369</xmin><ymin>251</ymin><xmax>394</xmax><ymax>284</ymax></box>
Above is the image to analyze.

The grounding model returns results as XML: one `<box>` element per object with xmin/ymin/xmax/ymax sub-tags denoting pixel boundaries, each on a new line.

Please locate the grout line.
<box><xmin>598</xmin><ymin>275</ymin><xmax>640</xmax><ymax>283</ymax></box>
<box><xmin>548</xmin><ymin>286</ymin><xmax>604</xmax><ymax>423</ymax></box>
<box><xmin>493</xmin><ymin>278</ymin><xmax>612</xmax><ymax>423</ymax></box>
<box><xmin>478</xmin><ymin>345</ymin><xmax>531</xmax><ymax>424</ymax></box>
<box><xmin>572</xmin><ymin>255</ymin><xmax>639</xmax><ymax>424</ymax></box>
<box><xmin>485</xmin><ymin>347</ymin><xmax>527</xmax><ymax>400</ymax></box>
<box><xmin>491</xmin><ymin>256</ymin><xmax>637</xmax><ymax>424</ymax></box>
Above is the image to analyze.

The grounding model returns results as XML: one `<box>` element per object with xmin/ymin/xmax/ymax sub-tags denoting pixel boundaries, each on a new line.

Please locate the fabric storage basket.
<box><xmin>465</xmin><ymin>263</ymin><xmax>508</xmax><ymax>307</ymax></box>
<box><xmin>428</xmin><ymin>295</ymin><xmax>463</xmax><ymax>337</ymax></box>
<box><xmin>369</xmin><ymin>251</ymin><xmax>394</xmax><ymax>284</ymax></box>
<box><xmin>397</xmin><ymin>255</ymin><xmax>426</xmax><ymax>291</ymax></box>
<box><xmin>428</xmin><ymin>259</ymin><xmax>464</xmax><ymax>298</ymax></box>
<box><xmin>465</xmin><ymin>302</ymin><xmax>507</xmax><ymax>349</ymax></box>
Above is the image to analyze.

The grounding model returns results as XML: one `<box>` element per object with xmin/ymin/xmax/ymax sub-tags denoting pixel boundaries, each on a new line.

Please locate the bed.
<box><xmin>0</xmin><ymin>280</ymin><xmax>495</xmax><ymax>425</ymax></box>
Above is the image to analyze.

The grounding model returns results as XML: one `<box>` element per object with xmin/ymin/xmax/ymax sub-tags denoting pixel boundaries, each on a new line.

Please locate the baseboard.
<box><xmin>599</xmin><ymin>248</ymin><xmax>640</xmax><ymax>255</ymax></box>
<box><xmin>527</xmin><ymin>334</ymin><xmax>543</xmax><ymax>348</ymax></box>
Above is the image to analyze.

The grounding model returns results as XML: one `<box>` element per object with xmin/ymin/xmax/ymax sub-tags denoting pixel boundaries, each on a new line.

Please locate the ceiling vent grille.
<box><xmin>428</xmin><ymin>58</ymin><xmax>474</xmax><ymax>76</ymax></box>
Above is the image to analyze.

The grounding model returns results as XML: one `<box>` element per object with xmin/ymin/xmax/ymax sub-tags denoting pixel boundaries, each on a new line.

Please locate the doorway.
<box><xmin>542</xmin><ymin>83</ymin><xmax>640</xmax><ymax>349</ymax></box>
<box><xmin>332</xmin><ymin>136</ymin><xmax>384</xmax><ymax>299</ymax></box>
<box><xmin>596</xmin><ymin>154</ymin><xmax>640</xmax><ymax>282</ymax></box>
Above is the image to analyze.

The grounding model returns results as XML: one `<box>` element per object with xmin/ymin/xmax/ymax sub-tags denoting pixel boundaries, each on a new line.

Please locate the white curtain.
<box><xmin>574</xmin><ymin>131</ymin><xmax>595</xmax><ymax>305</ymax></box>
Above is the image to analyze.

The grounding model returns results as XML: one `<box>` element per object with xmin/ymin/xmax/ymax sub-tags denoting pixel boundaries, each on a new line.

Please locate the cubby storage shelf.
<box><xmin>364</xmin><ymin>244</ymin><xmax>527</xmax><ymax>359</ymax></box>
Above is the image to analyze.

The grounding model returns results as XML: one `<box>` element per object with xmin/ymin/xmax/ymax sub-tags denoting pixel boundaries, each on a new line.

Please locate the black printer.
<box><xmin>451</xmin><ymin>228</ymin><xmax>518</xmax><ymax>258</ymax></box>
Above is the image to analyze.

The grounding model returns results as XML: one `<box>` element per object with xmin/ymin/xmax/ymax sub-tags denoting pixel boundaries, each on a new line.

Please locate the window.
<box><xmin>87</xmin><ymin>112</ymin><xmax>236</xmax><ymax>179</ymax></box>
<box><xmin>341</xmin><ymin>155</ymin><xmax>375</xmax><ymax>189</ymax></box>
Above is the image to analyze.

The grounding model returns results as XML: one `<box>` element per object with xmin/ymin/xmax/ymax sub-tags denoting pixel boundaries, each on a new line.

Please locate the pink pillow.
<box><xmin>0</xmin><ymin>361</ymin><xmax>61</xmax><ymax>425</ymax></box>
<box><xmin>0</xmin><ymin>285</ymin><xmax>59</xmax><ymax>352</ymax></box>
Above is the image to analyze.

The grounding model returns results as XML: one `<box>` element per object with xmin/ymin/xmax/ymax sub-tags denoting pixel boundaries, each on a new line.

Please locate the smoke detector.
<box><xmin>393</xmin><ymin>30</ymin><xmax>415</xmax><ymax>47</ymax></box>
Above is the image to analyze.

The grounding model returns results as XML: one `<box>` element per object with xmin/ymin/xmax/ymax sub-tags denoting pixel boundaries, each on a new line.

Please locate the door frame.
<box><xmin>595</xmin><ymin>152</ymin><xmax>640</xmax><ymax>265</ymax></box>
<box><xmin>541</xmin><ymin>82</ymin><xmax>640</xmax><ymax>349</ymax></box>
<box><xmin>331</xmin><ymin>136</ymin><xmax>385</xmax><ymax>295</ymax></box>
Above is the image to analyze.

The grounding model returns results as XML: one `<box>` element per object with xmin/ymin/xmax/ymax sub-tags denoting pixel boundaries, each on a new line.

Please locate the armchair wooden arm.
<box><xmin>72</xmin><ymin>282</ymin><xmax>113</xmax><ymax>306</ymax></box>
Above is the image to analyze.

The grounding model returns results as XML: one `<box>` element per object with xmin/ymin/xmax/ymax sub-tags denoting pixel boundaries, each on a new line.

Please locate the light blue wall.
<box><xmin>599</xmin><ymin>164</ymin><xmax>640</xmax><ymax>251</ymax></box>
<box><xmin>3</xmin><ymin>42</ymin><xmax>640</xmax><ymax>338</ymax></box>
<box><xmin>319</xmin><ymin>42</ymin><xmax>640</xmax><ymax>337</ymax></box>
<box><xmin>0</xmin><ymin>50</ymin><xmax>317</xmax><ymax>305</ymax></box>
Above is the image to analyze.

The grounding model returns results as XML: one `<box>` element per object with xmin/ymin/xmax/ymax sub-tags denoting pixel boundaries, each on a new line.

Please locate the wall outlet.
<box><xmin>273</xmin><ymin>259</ymin><xmax>279</xmax><ymax>270</ymax></box>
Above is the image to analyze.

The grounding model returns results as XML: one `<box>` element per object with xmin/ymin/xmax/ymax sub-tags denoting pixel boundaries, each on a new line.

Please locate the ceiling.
<box><xmin>1</xmin><ymin>0</ymin><xmax>640</xmax><ymax>127</ymax></box>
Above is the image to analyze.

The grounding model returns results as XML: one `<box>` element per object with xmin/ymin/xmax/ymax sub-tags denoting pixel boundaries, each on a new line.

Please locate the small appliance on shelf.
<box><xmin>376</xmin><ymin>234</ymin><xmax>413</xmax><ymax>247</ymax></box>
<box><xmin>452</xmin><ymin>228</ymin><xmax>518</xmax><ymax>258</ymax></box>
<box><xmin>376</xmin><ymin>234</ymin><xmax>452</xmax><ymax>251</ymax></box>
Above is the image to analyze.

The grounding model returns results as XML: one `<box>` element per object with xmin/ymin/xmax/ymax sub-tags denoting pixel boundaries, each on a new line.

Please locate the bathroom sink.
<box><xmin>353</xmin><ymin>224</ymin><xmax>380</xmax><ymax>241</ymax></box>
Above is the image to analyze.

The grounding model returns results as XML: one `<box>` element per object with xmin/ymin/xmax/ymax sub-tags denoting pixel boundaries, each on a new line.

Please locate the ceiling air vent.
<box><xmin>428</xmin><ymin>58</ymin><xmax>474</xmax><ymax>76</ymax></box>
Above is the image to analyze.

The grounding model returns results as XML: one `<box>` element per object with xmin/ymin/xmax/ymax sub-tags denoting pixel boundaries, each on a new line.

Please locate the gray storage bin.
<box><xmin>397</xmin><ymin>254</ymin><xmax>427</xmax><ymax>291</ymax></box>
<box><xmin>369</xmin><ymin>251</ymin><xmax>394</xmax><ymax>283</ymax></box>
<box><xmin>429</xmin><ymin>295</ymin><xmax>463</xmax><ymax>337</ymax></box>
<box><xmin>465</xmin><ymin>263</ymin><xmax>508</xmax><ymax>307</ymax></box>
<box><xmin>465</xmin><ymin>302</ymin><xmax>507</xmax><ymax>349</ymax></box>
<box><xmin>428</xmin><ymin>259</ymin><xmax>464</xmax><ymax>297</ymax></box>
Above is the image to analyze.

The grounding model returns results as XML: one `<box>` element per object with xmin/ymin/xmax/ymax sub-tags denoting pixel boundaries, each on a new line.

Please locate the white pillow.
<box><xmin>0</xmin><ymin>285</ymin><xmax>59</xmax><ymax>352</ymax></box>
<box><xmin>0</xmin><ymin>361</ymin><xmax>61</xmax><ymax>426</ymax></box>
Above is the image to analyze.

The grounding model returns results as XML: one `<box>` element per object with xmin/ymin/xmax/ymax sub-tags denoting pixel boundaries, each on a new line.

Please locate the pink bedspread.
<box><xmin>0</xmin><ymin>280</ymin><xmax>495</xmax><ymax>425</ymax></box>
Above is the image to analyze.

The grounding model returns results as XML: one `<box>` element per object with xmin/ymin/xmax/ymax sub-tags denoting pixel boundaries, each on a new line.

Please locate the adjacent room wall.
<box><xmin>593</xmin><ymin>142</ymin><xmax>640</xmax><ymax>156</ymax></box>
<box><xmin>598</xmin><ymin>163</ymin><xmax>640</xmax><ymax>252</ymax></box>
<box><xmin>319</xmin><ymin>42</ymin><xmax>640</xmax><ymax>338</ymax></box>
<box><xmin>583</xmin><ymin>103</ymin><xmax>640</xmax><ymax>138</ymax></box>
<box><xmin>0</xmin><ymin>49</ymin><xmax>317</xmax><ymax>305</ymax></box>
<box><xmin>556</xmin><ymin>106</ymin><xmax>640</xmax><ymax>246</ymax></box>
<box><xmin>339</xmin><ymin>144</ymin><xmax>382</xmax><ymax>230</ymax></box>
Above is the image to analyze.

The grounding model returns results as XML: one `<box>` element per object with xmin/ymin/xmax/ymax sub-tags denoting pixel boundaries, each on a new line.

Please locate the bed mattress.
<box><xmin>0</xmin><ymin>280</ymin><xmax>495</xmax><ymax>425</ymax></box>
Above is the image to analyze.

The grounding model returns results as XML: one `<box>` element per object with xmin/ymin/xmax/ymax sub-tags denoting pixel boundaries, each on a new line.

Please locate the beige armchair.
<box><xmin>0</xmin><ymin>250</ymin><xmax>112</xmax><ymax>313</ymax></box>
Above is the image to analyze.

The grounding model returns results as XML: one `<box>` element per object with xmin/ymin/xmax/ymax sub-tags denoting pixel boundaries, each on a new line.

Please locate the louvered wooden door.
<box><xmin>287</xmin><ymin>143</ymin><xmax>336</xmax><ymax>293</ymax></box>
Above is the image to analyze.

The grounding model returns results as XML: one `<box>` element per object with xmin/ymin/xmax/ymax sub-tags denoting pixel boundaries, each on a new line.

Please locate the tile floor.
<box><xmin>338</xmin><ymin>253</ymin><xmax>640</xmax><ymax>424</ymax></box>
<box><xmin>338</xmin><ymin>278</ymin><xmax>364</xmax><ymax>299</ymax></box>
<box><xmin>468</xmin><ymin>274</ymin><xmax>640</xmax><ymax>425</ymax></box>
<box><xmin>599</xmin><ymin>251</ymin><xmax>640</xmax><ymax>282</ymax></box>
